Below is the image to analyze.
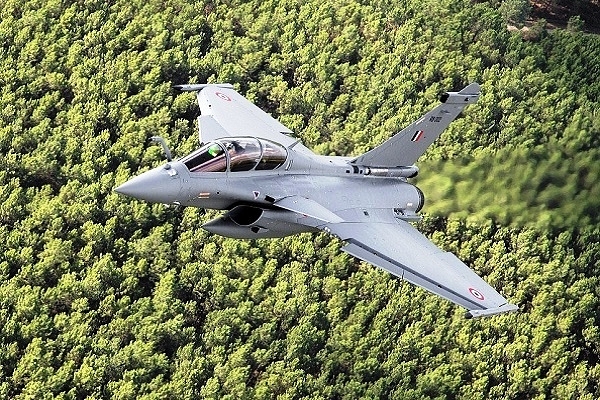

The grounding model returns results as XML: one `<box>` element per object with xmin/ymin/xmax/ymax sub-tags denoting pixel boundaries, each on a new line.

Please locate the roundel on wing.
<box><xmin>215</xmin><ymin>92</ymin><xmax>231</xmax><ymax>101</ymax></box>
<box><xmin>469</xmin><ymin>287</ymin><xmax>485</xmax><ymax>301</ymax></box>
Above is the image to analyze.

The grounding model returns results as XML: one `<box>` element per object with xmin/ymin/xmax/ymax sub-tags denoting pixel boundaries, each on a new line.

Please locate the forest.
<box><xmin>1</xmin><ymin>0</ymin><xmax>600</xmax><ymax>398</ymax></box>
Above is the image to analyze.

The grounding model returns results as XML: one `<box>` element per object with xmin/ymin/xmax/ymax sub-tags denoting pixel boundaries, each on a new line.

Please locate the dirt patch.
<box><xmin>530</xmin><ymin>0</ymin><xmax>600</xmax><ymax>33</ymax></box>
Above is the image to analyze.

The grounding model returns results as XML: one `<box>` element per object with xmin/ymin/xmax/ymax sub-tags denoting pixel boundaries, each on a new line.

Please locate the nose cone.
<box><xmin>115</xmin><ymin>164</ymin><xmax>182</xmax><ymax>204</ymax></box>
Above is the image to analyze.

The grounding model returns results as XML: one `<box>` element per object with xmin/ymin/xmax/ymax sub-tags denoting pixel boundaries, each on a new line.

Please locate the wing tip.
<box><xmin>458</xmin><ymin>82</ymin><xmax>481</xmax><ymax>95</ymax></box>
<box><xmin>440</xmin><ymin>82</ymin><xmax>481</xmax><ymax>104</ymax></box>
<box><xmin>465</xmin><ymin>303</ymin><xmax>519</xmax><ymax>319</ymax></box>
<box><xmin>173</xmin><ymin>83</ymin><xmax>234</xmax><ymax>91</ymax></box>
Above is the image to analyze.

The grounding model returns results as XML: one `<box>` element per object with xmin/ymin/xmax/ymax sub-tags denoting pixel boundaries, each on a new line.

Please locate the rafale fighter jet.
<box><xmin>115</xmin><ymin>83</ymin><xmax>518</xmax><ymax>318</ymax></box>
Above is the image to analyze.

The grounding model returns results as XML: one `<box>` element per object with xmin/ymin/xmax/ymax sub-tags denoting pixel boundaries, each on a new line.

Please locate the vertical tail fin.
<box><xmin>351</xmin><ymin>83</ymin><xmax>480</xmax><ymax>168</ymax></box>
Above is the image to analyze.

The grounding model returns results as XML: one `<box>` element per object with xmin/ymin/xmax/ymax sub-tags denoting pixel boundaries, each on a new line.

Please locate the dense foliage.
<box><xmin>1</xmin><ymin>0</ymin><xmax>600</xmax><ymax>398</ymax></box>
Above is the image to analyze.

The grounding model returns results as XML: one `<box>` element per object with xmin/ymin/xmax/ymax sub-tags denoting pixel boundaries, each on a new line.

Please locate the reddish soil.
<box><xmin>530</xmin><ymin>0</ymin><xmax>600</xmax><ymax>33</ymax></box>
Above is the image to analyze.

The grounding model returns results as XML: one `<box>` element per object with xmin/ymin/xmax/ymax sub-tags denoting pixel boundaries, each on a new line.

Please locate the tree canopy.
<box><xmin>1</xmin><ymin>0</ymin><xmax>600</xmax><ymax>398</ymax></box>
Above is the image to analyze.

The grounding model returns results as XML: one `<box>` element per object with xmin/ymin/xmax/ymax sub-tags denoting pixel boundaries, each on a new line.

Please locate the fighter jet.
<box><xmin>115</xmin><ymin>83</ymin><xmax>518</xmax><ymax>318</ymax></box>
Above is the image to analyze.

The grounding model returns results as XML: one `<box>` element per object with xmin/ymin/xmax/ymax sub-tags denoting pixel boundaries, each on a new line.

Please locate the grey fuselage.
<box><xmin>124</xmin><ymin>142</ymin><xmax>424</xmax><ymax>239</ymax></box>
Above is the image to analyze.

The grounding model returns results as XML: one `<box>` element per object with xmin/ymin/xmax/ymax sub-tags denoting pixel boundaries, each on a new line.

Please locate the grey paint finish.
<box><xmin>115</xmin><ymin>83</ymin><xmax>518</xmax><ymax>318</ymax></box>
<box><xmin>351</xmin><ymin>83</ymin><xmax>480</xmax><ymax>167</ymax></box>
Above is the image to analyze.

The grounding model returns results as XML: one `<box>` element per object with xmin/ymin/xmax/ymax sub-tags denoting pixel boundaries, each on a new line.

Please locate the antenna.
<box><xmin>150</xmin><ymin>136</ymin><xmax>172</xmax><ymax>161</ymax></box>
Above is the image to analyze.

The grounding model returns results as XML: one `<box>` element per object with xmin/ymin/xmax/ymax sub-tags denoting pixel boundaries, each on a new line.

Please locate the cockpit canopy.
<box><xmin>183</xmin><ymin>137</ymin><xmax>288</xmax><ymax>173</ymax></box>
